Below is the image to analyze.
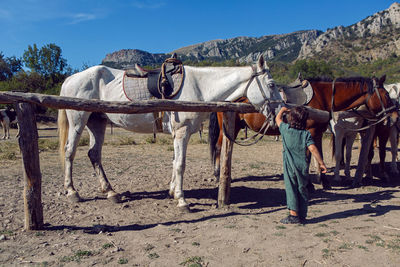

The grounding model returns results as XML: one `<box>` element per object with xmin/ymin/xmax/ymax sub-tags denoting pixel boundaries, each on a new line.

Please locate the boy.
<box><xmin>276</xmin><ymin>106</ymin><xmax>327</xmax><ymax>224</ymax></box>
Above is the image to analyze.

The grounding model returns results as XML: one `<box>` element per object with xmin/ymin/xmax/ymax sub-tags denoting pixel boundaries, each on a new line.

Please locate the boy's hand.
<box><xmin>320</xmin><ymin>163</ymin><xmax>328</xmax><ymax>174</ymax></box>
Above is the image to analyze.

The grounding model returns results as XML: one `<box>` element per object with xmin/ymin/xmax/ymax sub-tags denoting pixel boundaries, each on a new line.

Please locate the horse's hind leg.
<box><xmin>86</xmin><ymin>113</ymin><xmax>120</xmax><ymax>203</ymax></box>
<box><xmin>64</xmin><ymin>111</ymin><xmax>91</xmax><ymax>202</ymax></box>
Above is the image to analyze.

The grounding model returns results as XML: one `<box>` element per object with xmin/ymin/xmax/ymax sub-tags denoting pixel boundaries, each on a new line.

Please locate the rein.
<box><xmin>330</xmin><ymin>79</ymin><xmax>396</xmax><ymax>132</ymax></box>
<box><xmin>222</xmin><ymin>112</ymin><xmax>273</xmax><ymax>146</ymax></box>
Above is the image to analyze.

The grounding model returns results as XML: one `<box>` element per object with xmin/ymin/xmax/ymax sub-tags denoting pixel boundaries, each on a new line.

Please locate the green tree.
<box><xmin>23</xmin><ymin>43</ymin><xmax>67</xmax><ymax>77</ymax></box>
<box><xmin>290</xmin><ymin>59</ymin><xmax>333</xmax><ymax>79</ymax></box>
<box><xmin>0</xmin><ymin>52</ymin><xmax>12</xmax><ymax>81</ymax></box>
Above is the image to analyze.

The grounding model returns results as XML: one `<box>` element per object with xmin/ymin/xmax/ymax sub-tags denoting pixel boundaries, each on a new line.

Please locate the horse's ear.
<box><xmin>171</xmin><ymin>53</ymin><xmax>177</xmax><ymax>59</ymax></box>
<box><xmin>257</xmin><ymin>56</ymin><xmax>265</xmax><ymax>70</ymax></box>
<box><xmin>297</xmin><ymin>72</ymin><xmax>303</xmax><ymax>81</ymax></box>
<box><xmin>379</xmin><ymin>75</ymin><xmax>386</xmax><ymax>85</ymax></box>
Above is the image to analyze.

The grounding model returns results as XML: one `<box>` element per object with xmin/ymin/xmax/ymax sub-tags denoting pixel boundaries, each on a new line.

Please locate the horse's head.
<box><xmin>366</xmin><ymin>75</ymin><xmax>394</xmax><ymax>116</ymax></box>
<box><xmin>245</xmin><ymin>56</ymin><xmax>283</xmax><ymax>127</ymax></box>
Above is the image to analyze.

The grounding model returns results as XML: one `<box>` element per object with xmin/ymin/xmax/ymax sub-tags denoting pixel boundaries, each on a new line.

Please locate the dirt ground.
<box><xmin>0</xmin><ymin>124</ymin><xmax>400</xmax><ymax>267</ymax></box>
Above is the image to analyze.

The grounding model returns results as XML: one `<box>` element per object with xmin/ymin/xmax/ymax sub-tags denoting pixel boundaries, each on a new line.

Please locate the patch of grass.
<box><xmin>192</xmin><ymin>242</ymin><xmax>200</xmax><ymax>247</ymax></box>
<box><xmin>78</xmin><ymin>136</ymin><xmax>90</xmax><ymax>146</ymax></box>
<box><xmin>180</xmin><ymin>256</ymin><xmax>204</xmax><ymax>267</ymax></box>
<box><xmin>249</xmin><ymin>163</ymin><xmax>261</xmax><ymax>169</ymax></box>
<box><xmin>38</xmin><ymin>139</ymin><xmax>59</xmax><ymax>151</ymax></box>
<box><xmin>363</xmin><ymin>218</ymin><xmax>375</xmax><ymax>222</ymax></box>
<box><xmin>366</xmin><ymin>234</ymin><xmax>385</xmax><ymax>247</ymax></box>
<box><xmin>322</xmin><ymin>248</ymin><xmax>333</xmax><ymax>259</ymax></box>
<box><xmin>118</xmin><ymin>258</ymin><xmax>128</xmax><ymax>264</ymax></box>
<box><xmin>102</xmin><ymin>243</ymin><xmax>113</xmax><ymax>249</ymax></box>
<box><xmin>35</xmin><ymin>231</ymin><xmax>45</xmax><ymax>237</ymax></box>
<box><xmin>274</xmin><ymin>232</ymin><xmax>284</xmax><ymax>237</ymax></box>
<box><xmin>0</xmin><ymin>230</ymin><xmax>15</xmax><ymax>236</ymax></box>
<box><xmin>318</xmin><ymin>223</ymin><xmax>328</xmax><ymax>228</ymax></box>
<box><xmin>323</xmin><ymin>238</ymin><xmax>331</xmax><ymax>243</ymax></box>
<box><xmin>275</xmin><ymin>225</ymin><xmax>286</xmax><ymax>230</ymax></box>
<box><xmin>330</xmin><ymin>220</ymin><xmax>340</xmax><ymax>224</ymax></box>
<box><xmin>0</xmin><ymin>151</ymin><xmax>17</xmax><ymax>160</ymax></box>
<box><xmin>167</xmin><ymin>146</ymin><xmax>174</xmax><ymax>151</ymax></box>
<box><xmin>224</xmin><ymin>224</ymin><xmax>236</xmax><ymax>229</ymax></box>
<box><xmin>114</xmin><ymin>136</ymin><xmax>137</xmax><ymax>146</ymax></box>
<box><xmin>145</xmin><ymin>136</ymin><xmax>156</xmax><ymax>144</ymax></box>
<box><xmin>338</xmin><ymin>243</ymin><xmax>353</xmax><ymax>250</ymax></box>
<box><xmin>157</xmin><ymin>137</ymin><xmax>172</xmax><ymax>145</ymax></box>
<box><xmin>148</xmin><ymin>252</ymin><xmax>159</xmax><ymax>259</ymax></box>
<box><xmin>144</xmin><ymin>244</ymin><xmax>155</xmax><ymax>251</ymax></box>
<box><xmin>330</xmin><ymin>230</ymin><xmax>339</xmax><ymax>236</ymax></box>
<box><xmin>169</xmin><ymin>228</ymin><xmax>182</xmax><ymax>233</ymax></box>
<box><xmin>59</xmin><ymin>250</ymin><xmax>93</xmax><ymax>263</ymax></box>
<box><xmin>357</xmin><ymin>245</ymin><xmax>368</xmax><ymax>251</ymax></box>
<box><xmin>315</xmin><ymin>232</ymin><xmax>329</xmax><ymax>237</ymax></box>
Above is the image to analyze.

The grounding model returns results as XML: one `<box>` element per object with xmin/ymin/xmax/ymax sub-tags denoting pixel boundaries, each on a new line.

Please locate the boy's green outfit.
<box><xmin>279</xmin><ymin>122</ymin><xmax>315</xmax><ymax>220</ymax></box>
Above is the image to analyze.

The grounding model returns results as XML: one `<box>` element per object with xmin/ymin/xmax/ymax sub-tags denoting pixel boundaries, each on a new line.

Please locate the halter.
<box><xmin>243</xmin><ymin>66</ymin><xmax>283</xmax><ymax>113</ymax></box>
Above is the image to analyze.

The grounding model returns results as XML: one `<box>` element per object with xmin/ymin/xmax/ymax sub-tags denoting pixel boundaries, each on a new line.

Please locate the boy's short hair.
<box><xmin>288</xmin><ymin>106</ymin><xmax>309</xmax><ymax>130</ymax></box>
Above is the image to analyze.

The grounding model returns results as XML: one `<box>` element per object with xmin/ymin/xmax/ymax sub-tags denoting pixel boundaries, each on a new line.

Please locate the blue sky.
<box><xmin>0</xmin><ymin>0</ymin><xmax>396</xmax><ymax>69</ymax></box>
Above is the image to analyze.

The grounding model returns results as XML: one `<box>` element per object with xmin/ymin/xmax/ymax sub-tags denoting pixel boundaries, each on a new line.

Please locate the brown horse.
<box><xmin>209</xmin><ymin>75</ymin><xmax>393</xmax><ymax>188</ymax></box>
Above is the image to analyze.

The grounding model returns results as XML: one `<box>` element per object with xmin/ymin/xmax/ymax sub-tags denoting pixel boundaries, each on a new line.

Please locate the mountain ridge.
<box><xmin>102</xmin><ymin>2</ymin><xmax>400</xmax><ymax>69</ymax></box>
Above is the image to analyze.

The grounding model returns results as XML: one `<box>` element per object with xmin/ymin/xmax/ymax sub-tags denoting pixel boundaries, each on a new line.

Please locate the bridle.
<box><xmin>221</xmin><ymin>66</ymin><xmax>283</xmax><ymax>146</ymax></box>
<box><xmin>243</xmin><ymin>66</ymin><xmax>283</xmax><ymax>114</ymax></box>
<box><xmin>330</xmin><ymin>79</ymin><xmax>397</xmax><ymax>131</ymax></box>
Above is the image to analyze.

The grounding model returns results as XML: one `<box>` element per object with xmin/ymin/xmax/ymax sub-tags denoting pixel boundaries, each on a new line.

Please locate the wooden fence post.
<box><xmin>15</xmin><ymin>102</ymin><xmax>43</xmax><ymax>230</ymax></box>
<box><xmin>218</xmin><ymin>111</ymin><xmax>235</xmax><ymax>207</ymax></box>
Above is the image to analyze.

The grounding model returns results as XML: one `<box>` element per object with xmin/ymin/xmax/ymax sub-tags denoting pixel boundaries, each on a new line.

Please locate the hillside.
<box><xmin>102</xmin><ymin>2</ymin><xmax>400</xmax><ymax>72</ymax></box>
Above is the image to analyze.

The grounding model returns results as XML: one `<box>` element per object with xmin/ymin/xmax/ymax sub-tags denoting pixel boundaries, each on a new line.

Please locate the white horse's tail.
<box><xmin>58</xmin><ymin>109</ymin><xmax>68</xmax><ymax>168</ymax></box>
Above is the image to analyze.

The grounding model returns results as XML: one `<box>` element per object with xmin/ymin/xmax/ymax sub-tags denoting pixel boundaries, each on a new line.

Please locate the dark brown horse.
<box><xmin>209</xmin><ymin>75</ymin><xmax>393</xmax><ymax>188</ymax></box>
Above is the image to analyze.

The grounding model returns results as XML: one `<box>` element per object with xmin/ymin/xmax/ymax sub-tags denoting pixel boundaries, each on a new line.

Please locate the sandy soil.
<box><xmin>0</xmin><ymin>125</ymin><xmax>400</xmax><ymax>267</ymax></box>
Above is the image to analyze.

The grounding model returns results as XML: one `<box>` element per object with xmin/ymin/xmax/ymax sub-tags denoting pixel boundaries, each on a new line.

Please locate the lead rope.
<box><xmin>221</xmin><ymin>113</ymin><xmax>273</xmax><ymax>146</ymax></box>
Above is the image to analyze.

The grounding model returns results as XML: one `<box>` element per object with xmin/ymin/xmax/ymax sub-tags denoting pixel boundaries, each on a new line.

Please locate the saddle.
<box><xmin>281</xmin><ymin>74</ymin><xmax>314</xmax><ymax>106</ymax></box>
<box><xmin>123</xmin><ymin>54</ymin><xmax>184</xmax><ymax>100</ymax></box>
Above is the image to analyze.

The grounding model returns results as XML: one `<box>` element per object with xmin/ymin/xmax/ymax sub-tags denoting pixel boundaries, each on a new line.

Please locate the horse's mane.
<box><xmin>308</xmin><ymin>76</ymin><xmax>374</xmax><ymax>94</ymax></box>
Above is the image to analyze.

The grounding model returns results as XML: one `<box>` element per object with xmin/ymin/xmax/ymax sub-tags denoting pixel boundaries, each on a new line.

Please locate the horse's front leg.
<box><xmin>86</xmin><ymin>114</ymin><xmax>120</xmax><ymax>203</ymax></box>
<box><xmin>389</xmin><ymin>125</ymin><xmax>399</xmax><ymax>174</ymax></box>
<box><xmin>333</xmin><ymin>131</ymin><xmax>345</xmax><ymax>182</ymax></box>
<box><xmin>378</xmin><ymin>131</ymin><xmax>390</xmax><ymax>182</ymax></box>
<box><xmin>0</xmin><ymin>122</ymin><xmax>5</xmax><ymax>139</ymax></box>
<box><xmin>353</xmin><ymin>126</ymin><xmax>376</xmax><ymax>187</ymax></box>
<box><xmin>344</xmin><ymin>133</ymin><xmax>357</xmax><ymax>179</ymax></box>
<box><xmin>169</xmin><ymin>125</ymin><xmax>191</xmax><ymax>210</ymax></box>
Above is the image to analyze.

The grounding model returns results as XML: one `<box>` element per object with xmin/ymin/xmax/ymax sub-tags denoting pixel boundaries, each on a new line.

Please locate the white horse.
<box><xmin>0</xmin><ymin>108</ymin><xmax>19</xmax><ymax>139</ymax></box>
<box><xmin>330</xmin><ymin>112</ymin><xmax>365</xmax><ymax>182</ymax></box>
<box><xmin>58</xmin><ymin>56</ymin><xmax>283</xmax><ymax>209</ymax></box>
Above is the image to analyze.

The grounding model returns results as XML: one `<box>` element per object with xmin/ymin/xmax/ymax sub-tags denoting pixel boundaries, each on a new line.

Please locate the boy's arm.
<box><xmin>275</xmin><ymin>106</ymin><xmax>289</xmax><ymax>127</ymax></box>
<box><xmin>308</xmin><ymin>144</ymin><xmax>327</xmax><ymax>173</ymax></box>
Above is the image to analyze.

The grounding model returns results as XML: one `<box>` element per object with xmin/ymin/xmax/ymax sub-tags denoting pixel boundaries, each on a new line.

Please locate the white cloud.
<box><xmin>67</xmin><ymin>13</ymin><xmax>97</xmax><ymax>24</ymax></box>
<box><xmin>130</xmin><ymin>0</ymin><xmax>166</xmax><ymax>9</ymax></box>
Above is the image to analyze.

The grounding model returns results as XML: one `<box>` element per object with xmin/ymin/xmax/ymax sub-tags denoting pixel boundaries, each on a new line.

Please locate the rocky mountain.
<box><xmin>298</xmin><ymin>2</ymin><xmax>400</xmax><ymax>62</ymax></box>
<box><xmin>102</xmin><ymin>2</ymin><xmax>400</xmax><ymax>68</ymax></box>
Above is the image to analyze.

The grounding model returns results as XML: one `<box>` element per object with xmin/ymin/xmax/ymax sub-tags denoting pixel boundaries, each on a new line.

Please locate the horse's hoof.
<box><xmin>67</xmin><ymin>192</ymin><xmax>82</xmax><ymax>203</ymax></box>
<box><xmin>178</xmin><ymin>205</ymin><xmax>191</xmax><ymax>213</ymax></box>
<box><xmin>108</xmin><ymin>194</ymin><xmax>121</xmax><ymax>203</ymax></box>
<box><xmin>351</xmin><ymin>181</ymin><xmax>362</xmax><ymax>188</ymax></box>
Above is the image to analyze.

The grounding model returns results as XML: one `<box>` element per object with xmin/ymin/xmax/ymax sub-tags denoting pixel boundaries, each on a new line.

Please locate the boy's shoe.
<box><xmin>280</xmin><ymin>215</ymin><xmax>302</xmax><ymax>224</ymax></box>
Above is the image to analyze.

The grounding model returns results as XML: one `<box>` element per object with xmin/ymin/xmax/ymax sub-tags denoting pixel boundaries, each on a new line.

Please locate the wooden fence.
<box><xmin>0</xmin><ymin>91</ymin><xmax>329</xmax><ymax>231</ymax></box>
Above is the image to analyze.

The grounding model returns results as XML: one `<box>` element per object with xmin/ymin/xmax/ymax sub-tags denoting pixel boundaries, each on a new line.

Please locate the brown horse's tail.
<box><xmin>58</xmin><ymin>109</ymin><xmax>69</xmax><ymax>169</ymax></box>
<box><xmin>208</xmin><ymin>112</ymin><xmax>221</xmax><ymax>169</ymax></box>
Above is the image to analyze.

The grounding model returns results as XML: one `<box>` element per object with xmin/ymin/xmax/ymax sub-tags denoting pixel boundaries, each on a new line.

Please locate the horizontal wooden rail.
<box><xmin>0</xmin><ymin>91</ymin><xmax>259</xmax><ymax>114</ymax></box>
